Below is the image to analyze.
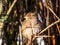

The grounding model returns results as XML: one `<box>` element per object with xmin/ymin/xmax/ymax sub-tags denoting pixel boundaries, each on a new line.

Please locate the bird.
<box><xmin>21</xmin><ymin>12</ymin><xmax>42</xmax><ymax>45</ymax></box>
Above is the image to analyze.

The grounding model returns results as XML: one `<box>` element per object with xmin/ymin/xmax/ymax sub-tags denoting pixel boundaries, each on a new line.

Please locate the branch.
<box><xmin>39</xmin><ymin>19</ymin><xmax>60</xmax><ymax>34</ymax></box>
<box><xmin>6</xmin><ymin>0</ymin><xmax>17</xmax><ymax>15</ymax></box>
<box><xmin>45</xmin><ymin>5</ymin><xmax>60</xmax><ymax>20</ymax></box>
<box><xmin>49</xmin><ymin>0</ymin><xmax>60</xmax><ymax>34</ymax></box>
<box><xmin>2</xmin><ymin>0</ymin><xmax>17</xmax><ymax>21</ymax></box>
<box><xmin>35</xmin><ymin>35</ymin><xmax>51</xmax><ymax>38</ymax></box>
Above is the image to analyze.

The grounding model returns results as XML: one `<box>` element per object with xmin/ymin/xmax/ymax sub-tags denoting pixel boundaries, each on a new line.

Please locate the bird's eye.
<box><xmin>24</xmin><ymin>18</ymin><xmax>26</xmax><ymax>20</ymax></box>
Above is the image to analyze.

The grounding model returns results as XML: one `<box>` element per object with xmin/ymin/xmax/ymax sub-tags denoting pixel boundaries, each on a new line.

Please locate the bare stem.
<box><xmin>6</xmin><ymin>0</ymin><xmax>17</xmax><ymax>15</ymax></box>
<box><xmin>35</xmin><ymin>35</ymin><xmax>51</xmax><ymax>38</ymax></box>
<box><xmin>39</xmin><ymin>19</ymin><xmax>60</xmax><ymax>34</ymax></box>
<box><xmin>45</xmin><ymin>5</ymin><xmax>60</xmax><ymax>20</ymax></box>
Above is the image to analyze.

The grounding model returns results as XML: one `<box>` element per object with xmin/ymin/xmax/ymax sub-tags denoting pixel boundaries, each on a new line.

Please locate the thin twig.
<box><xmin>39</xmin><ymin>19</ymin><xmax>60</xmax><ymax>34</ymax></box>
<box><xmin>6</xmin><ymin>0</ymin><xmax>17</xmax><ymax>15</ymax></box>
<box><xmin>45</xmin><ymin>5</ymin><xmax>60</xmax><ymax>20</ymax></box>
<box><xmin>32</xmin><ymin>19</ymin><xmax>60</xmax><ymax>41</ymax></box>
<box><xmin>3</xmin><ymin>0</ymin><xmax>17</xmax><ymax>21</ymax></box>
<box><xmin>35</xmin><ymin>35</ymin><xmax>51</xmax><ymax>38</ymax></box>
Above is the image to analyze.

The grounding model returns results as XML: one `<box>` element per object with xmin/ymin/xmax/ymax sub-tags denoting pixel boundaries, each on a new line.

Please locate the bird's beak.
<box><xmin>24</xmin><ymin>16</ymin><xmax>29</xmax><ymax>19</ymax></box>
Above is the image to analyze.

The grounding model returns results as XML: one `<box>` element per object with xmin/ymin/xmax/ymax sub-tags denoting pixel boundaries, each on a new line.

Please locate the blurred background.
<box><xmin>0</xmin><ymin>0</ymin><xmax>60</xmax><ymax>45</ymax></box>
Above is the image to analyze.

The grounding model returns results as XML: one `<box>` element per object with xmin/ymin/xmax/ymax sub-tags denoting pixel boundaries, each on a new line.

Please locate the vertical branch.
<box><xmin>19</xmin><ymin>25</ymin><xmax>23</xmax><ymax>45</ymax></box>
<box><xmin>56</xmin><ymin>0</ymin><xmax>58</xmax><ymax>12</ymax></box>
<box><xmin>46</xmin><ymin>0</ymin><xmax>50</xmax><ymax>45</ymax></box>
<box><xmin>43</xmin><ymin>0</ymin><xmax>47</xmax><ymax>19</ymax></box>
<box><xmin>58</xmin><ymin>0</ymin><xmax>60</xmax><ymax>18</ymax></box>
<box><xmin>49</xmin><ymin>0</ymin><xmax>59</xmax><ymax>45</ymax></box>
